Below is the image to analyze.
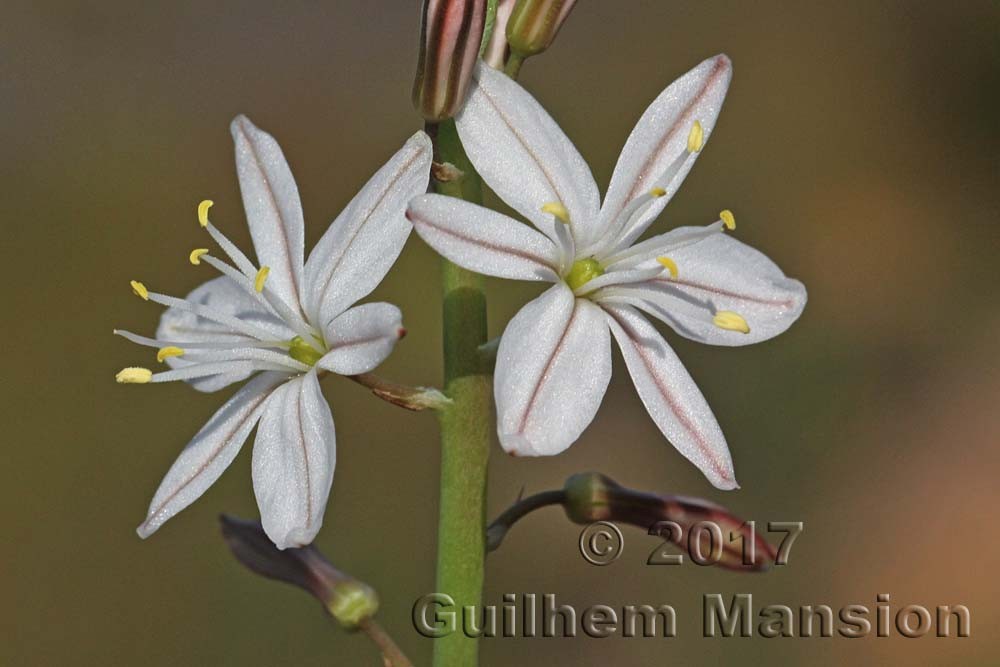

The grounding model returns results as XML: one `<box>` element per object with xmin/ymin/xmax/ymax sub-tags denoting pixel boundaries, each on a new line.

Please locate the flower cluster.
<box><xmin>117</xmin><ymin>55</ymin><xmax>804</xmax><ymax>547</ymax></box>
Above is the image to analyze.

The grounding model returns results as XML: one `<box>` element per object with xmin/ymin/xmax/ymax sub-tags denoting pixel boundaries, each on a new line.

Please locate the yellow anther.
<box><xmin>713</xmin><ymin>311</ymin><xmax>750</xmax><ymax>334</ymax></box>
<box><xmin>189</xmin><ymin>248</ymin><xmax>209</xmax><ymax>265</ymax></box>
<box><xmin>116</xmin><ymin>367</ymin><xmax>153</xmax><ymax>384</ymax></box>
<box><xmin>156</xmin><ymin>346</ymin><xmax>185</xmax><ymax>363</ymax></box>
<box><xmin>687</xmin><ymin>120</ymin><xmax>704</xmax><ymax>153</ymax></box>
<box><xmin>719</xmin><ymin>209</ymin><xmax>736</xmax><ymax>230</ymax></box>
<box><xmin>649</xmin><ymin>187</ymin><xmax>666</xmax><ymax>198</ymax></box>
<box><xmin>130</xmin><ymin>280</ymin><xmax>149</xmax><ymax>301</ymax></box>
<box><xmin>198</xmin><ymin>199</ymin><xmax>214</xmax><ymax>228</ymax></box>
<box><xmin>254</xmin><ymin>266</ymin><xmax>270</xmax><ymax>293</ymax></box>
<box><xmin>656</xmin><ymin>256</ymin><xmax>679</xmax><ymax>279</ymax></box>
<box><xmin>541</xmin><ymin>202</ymin><xmax>570</xmax><ymax>224</ymax></box>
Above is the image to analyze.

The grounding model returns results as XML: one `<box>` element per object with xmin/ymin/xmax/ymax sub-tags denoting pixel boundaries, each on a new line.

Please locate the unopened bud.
<box><xmin>482</xmin><ymin>0</ymin><xmax>517</xmax><ymax>68</ymax></box>
<box><xmin>506</xmin><ymin>0</ymin><xmax>577</xmax><ymax>57</ymax></box>
<box><xmin>562</xmin><ymin>473</ymin><xmax>776</xmax><ymax>571</ymax></box>
<box><xmin>412</xmin><ymin>0</ymin><xmax>488</xmax><ymax>121</ymax></box>
<box><xmin>562</xmin><ymin>472</ymin><xmax>619</xmax><ymax>523</ymax></box>
<box><xmin>219</xmin><ymin>515</ymin><xmax>380</xmax><ymax>628</ymax></box>
<box><xmin>327</xmin><ymin>580</ymin><xmax>381</xmax><ymax>628</ymax></box>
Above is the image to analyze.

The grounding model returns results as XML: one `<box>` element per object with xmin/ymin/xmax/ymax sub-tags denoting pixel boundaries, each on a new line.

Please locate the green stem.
<box><xmin>504</xmin><ymin>52</ymin><xmax>526</xmax><ymax>78</ymax></box>
<box><xmin>427</xmin><ymin>119</ymin><xmax>491</xmax><ymax>667</ymax></box>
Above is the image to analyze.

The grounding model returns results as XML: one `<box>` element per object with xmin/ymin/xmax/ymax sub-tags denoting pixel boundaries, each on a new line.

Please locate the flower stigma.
<box><xmin>565</xmin><ymin>257</ymin><xmax>604</xmax><ymax>291</ymax></box>
<box><xmin>288</xmin><ymin>336</ymin><xmax>325</xmax><ymax>367</ymax></box>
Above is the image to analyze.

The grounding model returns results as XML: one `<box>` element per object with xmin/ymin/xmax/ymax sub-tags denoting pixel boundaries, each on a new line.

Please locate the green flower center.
<box><xmin>288</xmin><ymin>336</ymin><xmax>325</xmax><ymax>366</ymax></box>
<box><xmin>565</xmin><ymin>257</ymin><xmax>604</xmax><ymax>291</ymax></box>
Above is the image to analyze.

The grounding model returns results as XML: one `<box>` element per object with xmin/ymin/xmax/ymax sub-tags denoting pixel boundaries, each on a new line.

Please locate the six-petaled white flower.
<box><xmin>115</xmin><ymin>115</ymin><xmax>432</xmax><ymax>547</ymax></box>
<box><xmin>407</xmin><ymin>55</ymin><xmax>806</xmax><ymax>489</ymax></box>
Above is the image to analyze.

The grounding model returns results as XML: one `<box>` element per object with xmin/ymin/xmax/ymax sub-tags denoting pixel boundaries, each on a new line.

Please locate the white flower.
<box><xmin>407</xmin><ymin>56</ymin><xmax>806</xmax><ymax>489</ymax></box>
<box><xmin>116</xmin><ymin>116</ymin><xmax>432</xmax><ymax>547</ymax></box>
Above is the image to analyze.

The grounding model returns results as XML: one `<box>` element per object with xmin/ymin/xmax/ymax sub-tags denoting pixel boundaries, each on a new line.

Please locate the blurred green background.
<box><xmin>3</xmin><ymin>1</ymin><xmax>998</xmax><ymax>664</ymax></box>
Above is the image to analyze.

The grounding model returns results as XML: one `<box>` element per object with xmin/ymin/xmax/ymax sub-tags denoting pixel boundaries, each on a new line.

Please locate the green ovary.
<box><xmin>565</xmin><ymin>257</ymin><xmax>604</xmax><ymax>291</ymax></box>
<box><xmin>288</xmin><ymin>336</ymin><xmax>325</xmax><ymax>366</ymax></box>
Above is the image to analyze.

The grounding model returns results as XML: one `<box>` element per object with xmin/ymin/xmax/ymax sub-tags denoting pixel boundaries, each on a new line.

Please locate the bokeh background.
<box><xmin>3</xmin><ymin>1</ymin><xmax>998</xmax><ymax>664</ymax></box>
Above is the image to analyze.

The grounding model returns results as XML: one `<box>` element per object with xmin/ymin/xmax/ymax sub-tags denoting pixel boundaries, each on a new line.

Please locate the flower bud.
<box><xmin>562</xmin><ymin>472</ymin><xmax>619</xmax><ymax>523</ymax></box>
<box><xmin>482</xmin><ymin>0</ymin><xmax>517</xmax><ymax>68</ymax></box>
<box><xmin>505</xmin><ymin>0</ymin><xmax>577</xmax><ymax>57</ymax></box>
<box><xmin>412</xmin><ymin>0</ymin><xmax>488</xmax><ymax>122</ymax></box>
<box><xmin>219</xmin><ymin>515</ymin><xmax>380</xmax><ymax>627</ymax></box>
<box><xmin>562</xmin><ymin>473</ymin><xmax>776</xmax><ymax>571</ymax></box>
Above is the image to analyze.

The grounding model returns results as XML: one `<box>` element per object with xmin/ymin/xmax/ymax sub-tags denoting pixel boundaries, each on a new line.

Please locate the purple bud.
<box><xmin>412</xmin><ymin>0</ymin><xmax>488</xmax><ymax>122</ymax></box>
<box><xmin>563</xmin><ymin>473</ymin><xmax>776</xmax><ymax>571</ymax></box>
<box><xmin>219</xmin><ymin>515</ymin><xmax>379</xmax><ymax>627</ymax></box>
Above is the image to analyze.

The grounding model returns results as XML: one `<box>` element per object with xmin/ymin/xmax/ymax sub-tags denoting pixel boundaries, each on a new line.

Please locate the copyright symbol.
<box><xmin>579</xmin><ymin>521</ymin><xmax>624</xmax><ymax>566</ymax></box>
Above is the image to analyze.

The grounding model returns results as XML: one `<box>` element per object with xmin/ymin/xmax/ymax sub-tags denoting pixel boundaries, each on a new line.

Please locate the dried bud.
<box><xmin>220</xmin><ymin>515</ymin><xmax>380</xmax><ymax>628</ymax></box>
<box><xmin>562</xmin><ymin>473</ymin><xmax>776</xmax><ymax>571</ymax></box>
<box><xmin>412</xmin><ymin>0</ymin><xmax>488</xmax><ymax>122</ymax></box>
<box><xmin>505</xmin><ymin>0</ymin><xmax>577</xmax><ymax>58</ymax></box>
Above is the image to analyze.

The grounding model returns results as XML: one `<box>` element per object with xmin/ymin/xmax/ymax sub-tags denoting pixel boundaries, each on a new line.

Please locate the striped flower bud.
<box><xmin>505</xmin><ymin>0</ymin><xmax>577</xmax><ymax>57</ymax></box>
<box><xmin>563</xmin><ymin>473</ymin><xmax>777</xmax><ymax>572</ymax></box>
<box><xmin>412</xmin><ymin>0</ymin><xmax>488</xmax><ymax>121</ymax></box>
<box><xmin>482</xmin><ymin>0</ymin><xmax>517</xmax><ymax>68</ymax></box>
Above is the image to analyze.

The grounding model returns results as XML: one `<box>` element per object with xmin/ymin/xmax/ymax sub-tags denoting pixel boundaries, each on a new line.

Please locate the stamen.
<box><xmin>114</xmin><ymin>329</ymin><xmax>285</xmax><ymax>350</ymax></box>
<box><xmin>130</xmin><ymin>280</ymin><xmax>149</xmax><ymax>301</ymax></box>
<box><xmin>254</xmin><ymin>266</ymin><xmax>270</xmax><ymax>293</ymax></box>
<box><xmin>687</xmin><ymin>120</ymin><xmax>704</xmax><ymax>153</ymax></box>
<box><xmin>198</xmin><ymin>254</ymin><xmax>319</xmax><ymax>345</ymax></box>
<box><xmin>148</xmin><ymin>360</ymin><xmax>256</xmax><ymax>384</ymax></box>
<box><xmin>656</xmin><ymin>257</ymin><xmax>678</xmax><ymax>279</ymax></box>
<box><xmin>601</xmin><ymin>221</ymin><xmax>724</xmax><ymax>269</ymax></box>
<box><xmin>602</xmin><ymin>188</ymin><xmax>667</xmax><ymax>252</ymax></box>
<box><xmin>148</xmin><ymin>358</ymin><xmax>303</xmax><ymax>384</ymax></box>
<box><xmin>713</xmin><ymin>311</ymin><xmax>750</xmax><ymax>334</ymax></box>
<box><xmin>719</xmin><ymin>209</ymin><xmax>736</xmax><ymax>230</ymax></box>
<box><xmin>189</xmin><ymin>248</ymin><xmax>209</xmax><ymax>265</ymax></box>
<box><xmin>175</xmin><ymin>347</ymin><xmax>312</xmax><ymax>371</ymax></box>
<box><xmin>116</xmin><ymin>367</ymin><xmax>153</xmax><ymax>384</ymax></box>
<box><xmin>145</xmin><ymin>290</ymin><xmax>281</xmax><ymax>341</ymax></box>
<box><xmin>198</xmin><ymin>200</ymin><xmax>214</xmax><ymax>228</ymax></box>
<box><xmin>606</xmin><ymin>124</ymin><xmax>704</xmax><ymax>252</ymax></box>
<box><xmin>540</xmin><ymin>202</ymin><xmax>570</xmax><ymax>224</ymax></box>
<box><xmin>196</xmin><ymin>201</ymin><xmax>257</xmax><ymax>278</ymax></box>
<box><xmin>156</xmin><ymin>346</ymin><xmax>185</xmax><ymax>362</ymax></box>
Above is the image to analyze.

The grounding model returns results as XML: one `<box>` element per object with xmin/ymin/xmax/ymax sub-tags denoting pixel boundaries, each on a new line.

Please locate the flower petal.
<box><xmin>495</xmin><ymin>283</ymin><xmax>611</xmax><ymax>456</ymax></box>
<box><xmin>316</xmin><ymin>303</ymin><xmax>406</xmax><ymax>376</ymax></box>
<box><xmin>136</xmin><ymin>371</ymin><xmax>288</xmax><ymax>539</ymax></box>
<box><xmin>597</xmin><ymin>234</ymin><xmax>807</xmax><ymax>346</ymax></box>
<box><xmin>231</xmin><ymin>115</ymin><xmax>306</xmax><ymax>312</ymax></box>
<box><xmin>155</xmin><ymin>276</ymin><xmax>294</xmax><ymax>392</ymax></box>
<box><xmin>303</xmin><ymin>132</ymin><xmax>432</xmax><ymax>329</ymax></box>
<box><xmin>252</xmin><ymin>371</ymin><xmax>336</xmax><ymax>550</ymax></box>
<box><xmin>456</xmin><ymin>62</ymin><xmax>601</xmax><ymax>247</ymax></box>
<box><xmin>602</xmin><ymin>303</ymin><xmax>737</xmax><ymax>490</ymax></box>
<box><xmin>408</xmin><ymin>194</ymin><xmax>561</xmax><ymax>281</ymax></box>
<box><xmin>597</xmin><ymin>55</ymin><xmax>732</xmax><ymax>249</ymax></box>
